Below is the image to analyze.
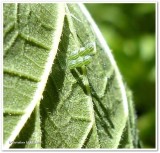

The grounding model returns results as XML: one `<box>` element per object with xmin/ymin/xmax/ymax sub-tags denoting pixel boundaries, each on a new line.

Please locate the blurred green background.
<box><xmin>85</xmin><ymin>3</ymin><xmax>155</xmax><ymax>148</ymax></box>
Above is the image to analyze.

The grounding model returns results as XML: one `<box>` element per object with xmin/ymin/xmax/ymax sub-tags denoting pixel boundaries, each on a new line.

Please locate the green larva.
<box><xmin>68</xmin><ymin>42</ymin><xmax>96</xmax><ymax>95</ymax></box>
<box><xmin>68</xmin><ymin>42</ymin><xmax>96</xmax><ymax>69</ymax></box>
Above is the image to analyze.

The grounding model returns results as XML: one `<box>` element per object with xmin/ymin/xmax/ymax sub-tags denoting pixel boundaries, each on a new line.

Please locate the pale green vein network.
<box><xmin>67</xmin><ymin>4</ymin><xmax>129</xmax><ymax>148</ymax></box>
<box><xmin>40</xmin><ymin>6</ymin><xmax>94</xmax><ymax>148</ymax></box>
<box><xmin>3</xmin><ymin>3</ymin><xmax>138</xmax><ymax>149</ymax></box>
<box><xmin>3</xmin><ymin>3</ymin><xmax>65</xmax><ymax>148</ymax></box>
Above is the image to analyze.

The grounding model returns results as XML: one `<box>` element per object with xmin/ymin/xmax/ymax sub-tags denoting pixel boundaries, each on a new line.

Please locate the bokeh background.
<box><xmin>85</xmin><ymin>3</ymin><xmax>155</xmax><ymax>148</ymax></box>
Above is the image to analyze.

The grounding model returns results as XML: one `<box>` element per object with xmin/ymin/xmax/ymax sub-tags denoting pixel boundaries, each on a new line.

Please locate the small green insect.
<box><xmin>68</xmin><ymin>42</ymin><xmax>96</xmax><ymax>69</ymax></box>
<box><xmin>68</xmin><ymin>42</ymin><xmax>96</xmax><ymax>95</ymax></box>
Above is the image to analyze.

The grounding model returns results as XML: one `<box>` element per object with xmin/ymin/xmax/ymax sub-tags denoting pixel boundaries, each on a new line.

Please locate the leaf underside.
<box><xmin>3</xmin><ymin>3</ymin><xmax>139</xmax><ymax>149</ymax></box>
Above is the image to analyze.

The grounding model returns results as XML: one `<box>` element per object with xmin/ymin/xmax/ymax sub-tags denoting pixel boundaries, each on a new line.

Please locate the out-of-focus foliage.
<box><xmin>86</xmin><ymin>3</ymin><xmax>155</xmax><ymax>148</ymax></box>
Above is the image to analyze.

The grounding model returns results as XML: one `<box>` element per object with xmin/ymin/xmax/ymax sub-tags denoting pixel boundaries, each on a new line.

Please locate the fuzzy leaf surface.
<box><xmin>3</xmin><ymin>3</ymin><xmax>139</xmax><ymax>149</ymax></box>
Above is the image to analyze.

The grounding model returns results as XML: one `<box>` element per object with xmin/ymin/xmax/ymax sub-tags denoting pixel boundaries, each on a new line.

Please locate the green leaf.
<box><xmin>118</xmin><ymin>88</ymin><xmax>137</xmax><ymax>148</ymax></box>
<box><xmin>3</xmin><ymin>3</ymin><xmax>65</xmax><ymax>148</ymax></box>
<box><xmin>10</xmin><ymin>103</ymin><xmax>41</xmax><ymax>148</ymax></box>
<box><xmin>3</xmin><ymin>3</ymin><xmax>139</xmax><ymax>149</ymax></box>
<box><xmin>68</xmin><ymin>4</ymin><xmax>129</xmax><ymax>148</ymax></box>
